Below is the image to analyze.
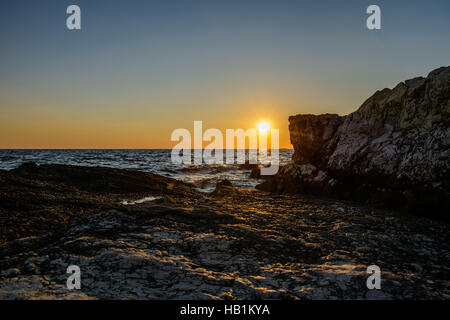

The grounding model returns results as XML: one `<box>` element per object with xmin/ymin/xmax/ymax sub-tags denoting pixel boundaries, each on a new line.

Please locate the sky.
<box><xmin>0</xmin><ymin>0</ymin><xmax>449</xmax><ymax>149</ymax></box>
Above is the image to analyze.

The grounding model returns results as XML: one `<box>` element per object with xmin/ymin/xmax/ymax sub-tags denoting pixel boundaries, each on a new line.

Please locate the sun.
<box><xmin>258</xmin><ymin>121</ymin><xmax>271</xmax><ymax>133</ymax></box>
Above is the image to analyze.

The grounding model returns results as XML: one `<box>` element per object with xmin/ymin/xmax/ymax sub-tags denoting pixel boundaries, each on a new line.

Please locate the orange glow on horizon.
<box><xmin>257</xmin><ymin>121</ymin><xmax>271</xmax><ymax>133</ymax></box>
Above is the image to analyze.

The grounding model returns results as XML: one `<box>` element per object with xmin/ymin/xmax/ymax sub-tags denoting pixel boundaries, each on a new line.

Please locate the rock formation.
<box><xmin>1</xmin><ymin>164</ymin><xmax>449</xmax><ymax>299</ymax></box>
<box><xmin>258</xmin><ymin>66</ymin><xmax>450</xmax><ymax>218</ymax></box>
<box><xmin>0</xmin><ymin>162</ymin><xmax>196</xmax><ymax>243</ymax></box>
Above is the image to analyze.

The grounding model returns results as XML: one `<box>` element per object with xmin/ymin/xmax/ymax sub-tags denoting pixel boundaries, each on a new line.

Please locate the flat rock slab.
<box><xmin>1</xmin><ymin>185</ymin><xmax>449</xmax><ymax>300</ymax></box>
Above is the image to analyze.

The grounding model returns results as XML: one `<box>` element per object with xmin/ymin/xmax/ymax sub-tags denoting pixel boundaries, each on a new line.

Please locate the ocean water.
<box><xmin>0</xmin><ymin>149</ymin><xmax>293</xmax><ymax>192</ymax></box>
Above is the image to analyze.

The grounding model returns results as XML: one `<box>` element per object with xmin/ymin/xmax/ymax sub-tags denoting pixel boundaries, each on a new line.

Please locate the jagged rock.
<box><xmin>211</xmin><ymin>179</ymin><xmax>235</xmax><ymax>196</ymax></box>
<box><xmin>258</xmin><ymin>162</ymin><xmax>337</xmax><ymax>195</ymax></box>
<box><xmin>258</xmin><ymin>67</ymin><xmax>450</xmax><ymax>218</ymax></box>
<box><xmin>289</xmin><ymin>114</ymin><xmax>344</xmax><ymax>166</ymax></box>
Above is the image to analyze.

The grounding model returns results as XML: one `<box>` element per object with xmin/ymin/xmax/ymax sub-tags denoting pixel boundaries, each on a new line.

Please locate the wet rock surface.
<box><xmin>0</xmin><ymin>162</ymin><xmax>195</xmax><ymax>243</ymax></box>
<box><xmin>0</xmin><ymin>164</ymin><xmax>449</xmax><ymax>299</ymax></box>
<box><xmin>258</xmin><ymin>67</ymin><xmax>450</xmax><ymax>218</ymax></box>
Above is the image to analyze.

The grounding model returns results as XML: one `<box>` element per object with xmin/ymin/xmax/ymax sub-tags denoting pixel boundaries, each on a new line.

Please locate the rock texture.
<box><xmin>0</xmin><ymin>167</ymin><xmax>450</xmax><ymax>299</ymax></box>
<box><xmin>258</xmin><ymin>67</ymin><xmax>450</xmax><ymax>218</ymax></box>
<box><xmin>0</xmin><ymin>162</ymin><xmax>195</xmax><ymax>244</ymax></box>
<box><xmin>1</xmin><ymin>166</ymin><xmax>449</xmax><ymax>299</ymax></box>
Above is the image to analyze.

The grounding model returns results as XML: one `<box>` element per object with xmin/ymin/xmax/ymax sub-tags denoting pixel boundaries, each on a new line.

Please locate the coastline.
<box><xmin>0</xmin><ymin>163</ymin><xmax>448</xmax><ymax>299</ymax></box>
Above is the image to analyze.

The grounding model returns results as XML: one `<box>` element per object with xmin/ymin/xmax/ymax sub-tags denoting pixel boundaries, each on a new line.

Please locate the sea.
<box><xmin>0</xmin><ymin>149</ymin><xmax>294</xmax><ymax>192</ymax></box>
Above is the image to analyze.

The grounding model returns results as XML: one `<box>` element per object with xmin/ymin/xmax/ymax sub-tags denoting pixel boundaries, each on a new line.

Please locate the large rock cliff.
<box><xmin>258</xmin><ymin>66</ymin><xmax>450</xmax><ymax>218</ymax></box>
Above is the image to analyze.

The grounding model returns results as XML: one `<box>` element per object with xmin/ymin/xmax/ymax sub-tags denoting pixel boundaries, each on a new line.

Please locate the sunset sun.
<box><xmin>258</xmin><ymin>121</ymin><xmax>271</xmax><ymax>133</ymax></box>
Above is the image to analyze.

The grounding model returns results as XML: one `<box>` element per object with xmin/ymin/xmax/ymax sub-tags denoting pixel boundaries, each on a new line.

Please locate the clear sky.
<box><xmin>0</xmin><ymin>0</ymin><xmax>449</xmax><ymax>148</ymax></box>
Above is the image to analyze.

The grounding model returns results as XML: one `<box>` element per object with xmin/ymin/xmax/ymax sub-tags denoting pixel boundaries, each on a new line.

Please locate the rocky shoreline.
<box><xmin>0</xmin><ymin>163</ymin><xmax>449</xmax><ymax>299</ymax></box>
<box><xmin>257</xmin><ymin>67</ymin><xmax>450</xmax><ymax>219</ymax></box>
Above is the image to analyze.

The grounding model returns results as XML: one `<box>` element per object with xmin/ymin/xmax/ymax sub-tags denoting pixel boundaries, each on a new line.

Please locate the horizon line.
<box><xmin>0</xmin><ymin>148</ymin><xmax>294</xmax><ymax>150</ymax></box>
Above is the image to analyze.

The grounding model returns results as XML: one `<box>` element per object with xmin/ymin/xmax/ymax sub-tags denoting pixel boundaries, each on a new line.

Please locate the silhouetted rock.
<box><xmin>15</xmin><ymin>162</ymin><xmax>39</xmax><ymax>173</ymax></box>
<box><xmin>249</xmin><ymin>167</ymin><xmax>261</xmax><ymax>179</ymax></box>
<box><xmin>258</xmin><ymin>66</ymin><xmax>450</xmax><ymax>218</ymax></box>
<box><xmin>239</xmin><ymin>161</ymin><xmax>259</xmax><ymax>170</ymax></box>
<box><xmin>289</xmin><ymin>114</ymin><xmax>344</xmax><ymax>166</ymax></box>
<box><xmin>216</xmin><ymin>179</ymin><xmax>233</xmax><ymax>187</ymax></box>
